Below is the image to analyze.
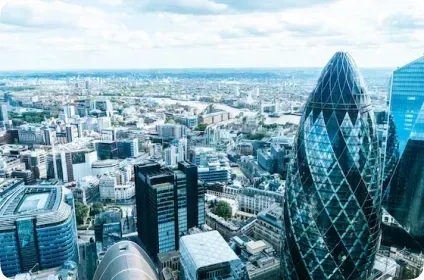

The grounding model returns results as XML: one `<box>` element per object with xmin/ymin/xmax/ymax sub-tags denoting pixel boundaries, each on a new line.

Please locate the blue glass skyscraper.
<box><xmin>385</xmin><ymin>56</ymin><xmax>424</xmax><ymax>247</ymax></box>
<box><xmin>388</xmin><ymin>56</ymin><xmax>424</xmax><ymax>156</ymax></box>
<box><xmin>281</xmin><ymin>52</ymin><xmax>382</xmax><ymax>279</ymax></box>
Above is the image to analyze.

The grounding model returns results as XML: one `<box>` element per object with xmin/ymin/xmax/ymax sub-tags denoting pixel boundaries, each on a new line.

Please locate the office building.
<box><xmin>0</xmin><ymin>178</ymin><xmax>24</xmax><ymax>201</ymax></box>
<box><xmin>93</xmin><ymin>241</ymin><xmax>159</xmax><ymax>280</ymax></box>
<box><xmin>165</xmin><ymin>145</ymin><xmax>178</xmax><ymax>166</ymax></box>
<box><xmin>117</xmin><ymin>138</ymin><xmax>139</xmax><ymax>159</ymax></box>
<box><xmin>386</xmin><ymin>110</ymin><xmax>424</xmax><ymax>246</ymax></box>
<box><xmin>20</xmin><ymin>150</ymin><xmax>47</xmax><ymax>179</ymax></box>
<box><xmin>135</xmin><ymin>161</ymin><xmax>204</xmax><ymax>257</ymax></box>
<box><xmin>237</xmin><ymin>187</ymin><xmax>283</xmax><ymax>215</ymax></box>
<box><xmin>94</xmin><ymin>209</ymin><xmax>122</xmax><ymax>250</ymax></box>
<box><xmin>99</xmin><ymin>174</ymin><xmax>117</xmax><ymax>202</ymax></box>
<box><xmin>94</xmin><ymin>99</ymin><xmax>113</xmax><ymax>117</ymax></box>
<box><xmin>11</xmin><ymin>169</ymin><xmax>36</xmax><ymax>185</ymax></box>
<box><xmin>178</xmin><ymin>161</ymin><xmax>205</xmax><ymax>228</ymax></box>
<box><xmin>64</xmin><ymin>105</ymin><xmax>76</xmax><ymax>119</ymax></box>
<box><xmin>78</xmin><ymin>240</ymin><xmax>98</xmax><ymax>280</ymax></box>
<box><xmin>17</xmin><ymin>125</ymin><xmax>45</xmax><ymax>145</ymax></box>
<box><xmin>96</xmin><ymin>140</ymin><xmax>118</xmax><ymax>160</ymax></box>
<box><xmin>157</xmin><ymin>124</ymin><xmax>187</xmax><ymax>139</ymax></box>
<box><xmin>281</xmin><ymin>52</ymin><xmax>382</xmax><ymax>279</ymax></box>
<box><xmin>0</xmin><ymin>185</ymin><xmax>78</xmax><ymax>277</ymax></box>
<box><xmin>91</xmin><ymin>159</ymin><xmax>119</xmax><ymax>176</ymax></box>
<box><xmin>74</xmin><ymin>176</ymin><xmax>99</xmax><ymax>204</ymax></box>
<box><xmin>180</xmin><ymin>231</ymin><xmax>245</xmax><ymax>280</ymax></box>
<box><xmin>231</xmin><ymin>236</ymin><xmax>280</xmax><ymax>280</ymax></box>
<box><xmin>0</xmin><ymin>103</ymin><xmax>8</xmax><ymax>125</ymax></box>
<box><xmin>135</xmin><ymin>163</ymin><xmax>178</xmax><ymax>256</ymax></box>
<box><xmin>59</xmin><ymin>149</ymin><xmax>97</xmax><ymax>182</ymax></box>
<box><xmin>254</xmin><ymin>205</ymin><xmax>283</xmax><ymax>256</ymax></box>
<box><xmin>387</xmin><ymin>56</ymin><xmax>424</xmax><ymax>157</ymax></box>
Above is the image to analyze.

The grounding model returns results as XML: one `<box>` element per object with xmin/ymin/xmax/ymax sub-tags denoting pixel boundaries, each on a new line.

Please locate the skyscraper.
<box><xmin>178</xmin><ymin>161</ymin><xmax>205</xmax><ymax>228</ymax></box>
<box><xmin>387</xmin><ymin>56</ymin><xmax>424</xmax><ymax>157</ymax></box>
<box><xmin>386</xmin><ymin>108</ymin><xmax>424</xmax><ymax>247</ymax></box>
<box><xmin>384</xmin><ymin>57</ymin><xmax>424</xmax><ymax>244</ymax></box>
<box><xmin>135</xmin><ymin>163</ymin><xmax>179</xmax><ymax>257</ymax></box>
<box><xmin>281</xmin><ymin>52</ymin><xmax>382</xmax><ymax>279</ymax></box>
<box><xmin>134</xmin><ymin>161</ymin><xmax>205</xmax><ymax>258</ymax></box>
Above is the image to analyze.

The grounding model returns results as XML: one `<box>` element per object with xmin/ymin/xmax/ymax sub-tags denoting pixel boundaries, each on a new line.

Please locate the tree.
<box><xmin>90</xmin><ymin>202</ymin><xmax>104</xmax><ymax>216</ymax></box>
<box><xmin>166</xmin><ymin>118</ymin><xmax>176</xmax><ymax>124</ymax></box>
<box><xmin>215</xmin><ymin>201</ymin><xmax>232</xmax><ymax>219</ymax></box>
<box><xmin>194</xmin><ymin>123</ymin><xmax>208</xmax><ymax>131</ymax></box>
<box><xmin>75</xmin><ymin>202</ymin><xmax>89</xmax><ymax>225</ymax></box>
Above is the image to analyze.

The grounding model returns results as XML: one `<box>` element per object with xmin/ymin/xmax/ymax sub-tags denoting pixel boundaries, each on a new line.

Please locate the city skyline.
<box><xmin>1</xmin><ymin>0</ymin><xmax>424</xmax><ymax>70</ymax></box>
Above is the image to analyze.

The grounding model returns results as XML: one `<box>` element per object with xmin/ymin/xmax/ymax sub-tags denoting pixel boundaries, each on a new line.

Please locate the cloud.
<box><xmin>216</xmin><ymin>0</ymin><xmax>338</xmax><ymax>12</ymax></box>
<box><xmin>131</xmin><ymin>0</ymin><xmax>228</xmax><ymax>15</ymax></box>
<box><xmin>383</xmin><ymin>12</ymin><xmax>424</xmax><ymax>31</ymax></box>
<box><xmin>0</xmin><ymin>0</ymin><xmax>121</xmax><ymax>30</ymax></box>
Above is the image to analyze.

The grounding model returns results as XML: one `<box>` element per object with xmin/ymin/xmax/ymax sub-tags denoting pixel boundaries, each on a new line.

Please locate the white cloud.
<box><xmin>0</xmin><ymin>0</ymin><xmax>424</xmax><ymax>69</ymax></box>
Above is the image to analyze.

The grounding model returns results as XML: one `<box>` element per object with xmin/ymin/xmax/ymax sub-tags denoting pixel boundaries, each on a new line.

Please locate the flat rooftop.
<box><xmin>18</xmin><ymin>192</ymin><xmax>49</xmax><ymax>213</ymax></box>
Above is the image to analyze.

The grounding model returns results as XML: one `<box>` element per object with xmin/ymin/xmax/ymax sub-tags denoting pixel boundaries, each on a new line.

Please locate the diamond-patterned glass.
<box><xmin>281</xmin><ymin>52</ymin><xmax>382</xmax><ymax>280</ymax></box>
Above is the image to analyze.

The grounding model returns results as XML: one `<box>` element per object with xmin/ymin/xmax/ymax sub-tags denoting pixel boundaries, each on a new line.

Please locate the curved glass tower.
<box><xmin>281</xmin><ymin>52</ymin><xmax>382</xmax><ymax>280</ymax></box>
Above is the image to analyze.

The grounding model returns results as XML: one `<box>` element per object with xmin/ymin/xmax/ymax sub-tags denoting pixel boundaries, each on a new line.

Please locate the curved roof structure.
<box><xmin>0</xmin><ymin>185</ymin><xmax>72</xmax><ymax>231</ymax></box>
<box><xmin>93</xmin><ymin>241</ymin><xmax>159</xmax><ymax>280</ymax></box>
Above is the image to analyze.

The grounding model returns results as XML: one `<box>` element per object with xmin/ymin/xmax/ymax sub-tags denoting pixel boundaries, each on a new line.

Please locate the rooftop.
<box><xmin>180</xmin><ymin>231</ymin><xmax>239</xmax><ymax>270</ymax></box>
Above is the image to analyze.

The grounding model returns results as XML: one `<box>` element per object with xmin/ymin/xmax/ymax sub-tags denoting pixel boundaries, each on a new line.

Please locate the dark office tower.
<box><xmin>387</xmin><ymin>110</ymin><xmax>424</xmax><ymax>247</ymax></box>
<box><xmin>135</xmin><ymin>163</ymin><xmax>179</xmax><ymax>257</ymax></box>
<box><xmin>281</xmin><ymin>52</ymin><xmax>382</xmax><ymax>280</ymax></box>
<box><xmin>96</xmin><ymin>141</ymin><xmax>118</xmax><ymax>160</ymax></box>
<box><xmin>178</xmin><ymin>161</ymin><xmax>205</xmax><ymax>228</ymax></box>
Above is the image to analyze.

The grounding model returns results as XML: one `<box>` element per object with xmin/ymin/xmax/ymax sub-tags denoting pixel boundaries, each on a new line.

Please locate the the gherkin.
<box><xmin>281</xmin><ymin>52</ymin><xmax>382</xmax><ymax>280</ymax></box>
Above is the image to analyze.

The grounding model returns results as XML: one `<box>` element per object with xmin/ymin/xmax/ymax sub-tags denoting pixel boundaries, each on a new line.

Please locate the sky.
<box><xmin>0</xmin><ymin>0</ymin><xmax>424</xmax><ymax>70</ymax></box>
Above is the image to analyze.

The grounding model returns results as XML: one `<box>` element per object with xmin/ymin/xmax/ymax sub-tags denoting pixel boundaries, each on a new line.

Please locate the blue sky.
<box><xmin>0</xmin><ymin>0</ymin><xmax>423</xmax><ymax>70</ymax></box>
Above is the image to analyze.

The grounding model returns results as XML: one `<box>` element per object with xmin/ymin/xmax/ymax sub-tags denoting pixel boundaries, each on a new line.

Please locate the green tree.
<box><xmin>166</xmin><ymin>118</ymin><xmax>176</xmax><ymax>124</ymax></box>
<box><xmin>75</xmin><ymin>202</ymin><xmax>89</xmax><ymax>225</ymax></box>
<box><xmin>215</xmin><ymin>201</ymin><xmax>232</xmax><ymax>219</ymax></box>
<box><xmin>248</xmin><ymin>133</ymin><xmax>265</xmax><ymax>140</ymax></box>
<box><xmin>194</xmin><ymin>123</ymin><xmax>208</xmax><ymax>131</ymax></box>
<box><xmin>90</xmin><ymin>202</ymin><xmax>104</xmax><ymax>216</ymax></box>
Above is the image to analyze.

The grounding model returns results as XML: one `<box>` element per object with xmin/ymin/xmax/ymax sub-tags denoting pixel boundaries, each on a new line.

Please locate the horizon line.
<box><xmin>0</xmin><ymin>66</ymin><xmax>396</xmax><ymax>73</ymax></box>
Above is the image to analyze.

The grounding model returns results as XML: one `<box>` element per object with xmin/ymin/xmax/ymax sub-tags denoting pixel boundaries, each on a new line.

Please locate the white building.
<box><xmin>99</xmin><ymin>174</ymin><xmax>117</xmax><ymax>201</ymax></box>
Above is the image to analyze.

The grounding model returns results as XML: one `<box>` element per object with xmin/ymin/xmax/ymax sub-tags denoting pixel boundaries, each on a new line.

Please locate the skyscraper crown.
<box><xmin>308</xmin><ymin>52</ymin><xmax>370</xmax><ymax>111</ymax></box>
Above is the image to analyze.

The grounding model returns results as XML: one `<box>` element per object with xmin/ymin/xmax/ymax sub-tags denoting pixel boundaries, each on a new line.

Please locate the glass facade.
<box><xmin>281</xmin><ymin>52</ymin><xmax>382</xmax><ymax>280</ymax></box>
<box><xmin>386</xmin><ymin>107</ymin><xmax>424</xmax><ymax>247</ymax></box>
<box><xmin>16</xmin><ymin>218</ymin><xmax>38</xmax><ymax>272</ymax></box>
<box><xmin>155</xmin><ymin>183</ymin><xmax>176</xmax><ymax>253</ymax></box>
<box><xmin>0</xmin><ymin>186</ymin><xmax>78</xmax><ymax>278</ymax></box>
<box><xmin>387</xmin><ymin>57</ymin><xmax>424</xmax><ymax>156</ymax></box>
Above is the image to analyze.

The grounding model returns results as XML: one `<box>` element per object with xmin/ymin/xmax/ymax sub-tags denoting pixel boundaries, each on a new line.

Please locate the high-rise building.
<box><xmin>179</xmin><ymin>231</ymin><xmax>246</xmax><ymax>280</ymax></box>
<box><xmin>387</xmin><ymin>56</ymin><xmax>424</xmax><ymax>156</ymax></box>
<box><xmin>96</xmin><ymin>140</ymin><xmax>118</xmax><ymax>160</ymax></box>
<box><xmin>281</xmin><ymin>52</ymin><xmax>382</xmax><ymax>279</ymax></box>
<box><xmin>94</xmin><ymin>99</ymin><xmax>113</xmax><ymax>117</ymax></box>
<box><xmin>64</xmin><ymin>105</ymin><xmax>76</xmax><ymax>119</ymax></box>
<box><xmin>157</xmin><ymin>124</ymin><xmax>187</xmax><ymax>139</ymax></box>
<box><xmin>0</xmin><ymin>103</ymin><xmax>9</xmax><ymax>125</ymax></box>
<box><xmin>384</xmin><ymin>56</ymin><xmax>424</xmax><ymax>246</ymax></box>
<box><xmin>0</xmin><ymin>185</ymin><xmax>78</xmax><ymax>277</ymax></box>
<box><xmin>178</xmin><ymin>161</ymin><xmax>205</xmax><ymax>228</ymax></box>
<box><xmin>134</xmin><ymin>163</ymin><xmax>178</xmax><ymax>256</ymax></box>
<box><xmin>386</xmin><ymin>109</ymin><xmax>424</xmax><ymax>247</ymax></box>
<box><xmin>117</xmin><ymin>138</ymin><xmax>139</xmax><ymax>159</ymax></box>
<box><xmin>134</xmin><ymin>161</ymin><xmax>205</xmax><ymax>257</ymax></box>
